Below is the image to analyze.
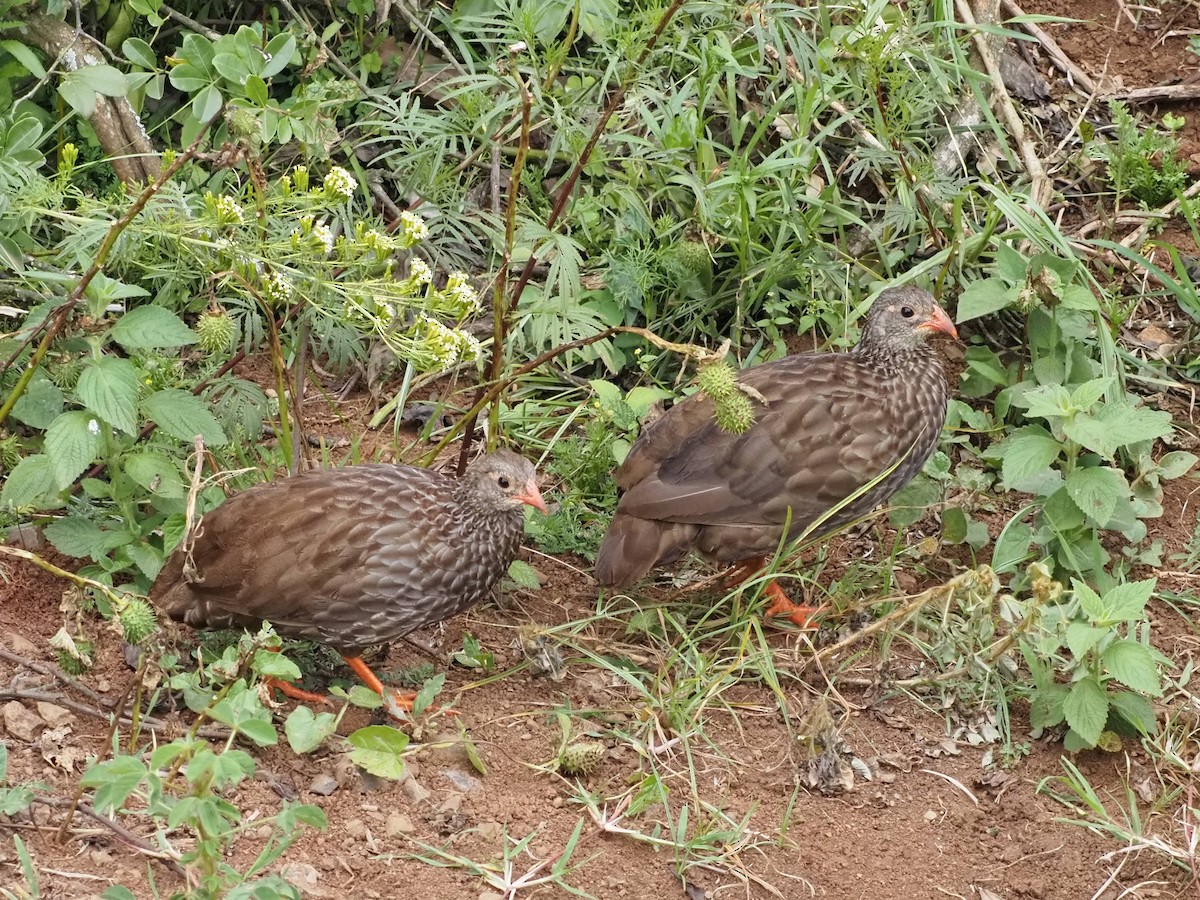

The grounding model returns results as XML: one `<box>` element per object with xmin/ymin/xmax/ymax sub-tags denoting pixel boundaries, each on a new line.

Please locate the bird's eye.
<box><xmin>498</xmin><ymin>476</ymin><xmax>510</xmax><ymax>489</ymax></box>
<box><xmin>900</xmin><ymin>306</ymin><xmax>915</xmax><ymax>318</ymax></box>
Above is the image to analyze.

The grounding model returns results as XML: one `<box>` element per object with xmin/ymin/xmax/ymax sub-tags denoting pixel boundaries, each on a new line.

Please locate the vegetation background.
<box><xmin>0</xmin><ymin>0</ymin><xmax>1198</xmax><ymax>897</ymax></box>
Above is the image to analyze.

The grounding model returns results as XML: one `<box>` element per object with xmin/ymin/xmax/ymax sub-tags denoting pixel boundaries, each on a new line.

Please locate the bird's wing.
<box><xmin>615</xmin><ymin>354</ymin><xmax>917</xmax><ymax>528</ymax></box>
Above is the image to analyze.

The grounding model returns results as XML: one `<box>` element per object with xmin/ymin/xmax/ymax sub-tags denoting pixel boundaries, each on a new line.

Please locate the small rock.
<box><xmin>5</xmin><ymin>524</ymin><xmax>44</xmax><ymax>551</ymax></box>
<box><xmin>344</xmin><ymin>818</ymin><xmax>368</xmax><ymax>839</ymax></box>
<box><xmin>476</xmin><ymin>821</ymin><xmax>502</xmax><ymax>841</ymax></box>
<box><xmin>385</xmin><ymin>813</ymin><xmax>415</xmax><ymax>837</ymax></box>
<box><xmin>308</xmin><ymin>774</ymin><xmax>339</xmax><ymax>796</ymax></box>
<box><xmin>89</xmin><ymin>848</ymin><xmax>114</xmax><ymax>866</ymax></box>
<box><xmin>443</xmin><ymin>768</ymin><xmax>482</xmax><ymax>793</ymax></box>
<box><xmin>923</xmin><ymin>810</ymin><xmax>938</xmax><ymax>823</ymax></box>
<box><xmin>333</xmin><ymin>755</ymin><xmax>358</xmax><ymax>788</ymax></box>
<box><xmin>3</xmin><ymin>702</ymin><xmax>46</xmax><ymax>742</ymax></box>
<box><xmin>4</xmin><ymin>631</ymin><xmax>40</xmax><ymax>657</ymax></box>
<box><xmin>35</xmin><ymin>702</ymin><xmax>73</xmax><ymax>728</ymax></box>
<box><xmin>95</xmin><ymin>679</ymin><xmax>111</xmax><ymax>693</ymax></box>
<box><xmin>401</xmin><ymin>775</ymin><xmax>431</xmax><ymax>805</ymax></box>
<box><xmin>279</xmin><ymin>862</ymin><xmax>326</xmax><ymax>898</ymax></box>
<box><xmin>256</xmin><ymin>824</ymin><xmax>273</xmax><ymax>841</ymax></box>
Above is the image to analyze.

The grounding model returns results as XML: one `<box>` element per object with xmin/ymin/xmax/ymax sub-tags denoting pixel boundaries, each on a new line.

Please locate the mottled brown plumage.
<box><xmin>151</xmin><ymin>450</ymin><xmax>546</xmax><ymax>710</ymax></box>
<box><xmin>594</xmin><ymin>286</ymin><xmax>957</xmax><ymax>623</ymax></box>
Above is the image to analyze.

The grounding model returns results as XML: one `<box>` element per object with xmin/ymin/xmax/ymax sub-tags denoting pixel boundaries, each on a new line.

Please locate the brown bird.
<box><xmin>151</xmin><ymin>450</ymin><xmax>547</xmax><ymax>713</ymax></box>
<box><xmin>594</xmin><ymin>286</ymin><xmax>957</xmax><ymax>625</ymax></box>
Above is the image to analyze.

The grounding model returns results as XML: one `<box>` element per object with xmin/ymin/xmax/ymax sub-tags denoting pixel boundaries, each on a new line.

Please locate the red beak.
<box><xmin>516</xmin><ymin>479</ymin><xmax>548</xmax><ymax>515</ymax></box>
<box><xmin>919</xmin><ymin>304</ymin><xmax>959</xmax><ymax>340</ymax></box>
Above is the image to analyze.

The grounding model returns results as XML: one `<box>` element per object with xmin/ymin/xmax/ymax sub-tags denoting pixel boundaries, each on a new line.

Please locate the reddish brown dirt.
<box><xmin>4</xmin><ymin>2</ymin><xmax>1200</xmax><ymax>899</ymax></box>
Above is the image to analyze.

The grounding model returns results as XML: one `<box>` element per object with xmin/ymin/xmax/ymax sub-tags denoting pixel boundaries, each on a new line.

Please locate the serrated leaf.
<box><xmin>1017</xmin><ymin>384</ymin><xmax>1072</xmax><ymax>420</ymax></box>
<box><xmin>0</xmin><ymin>454</ymin><xmax>59</xmax><ymax>508</ymax></box>
<box><xmin>1107</xmin><ymin>691</ymin><xmax>1158</xmax><ymax>736</ymax></box>
<box><xmin>1064</xmin><ymin>466</ymin><xmax>1126</xmax><ymax>526</ymax></box>
<box><xmin>1102</xmin><ymin>641</ymin><xmax>1162</xmax><ymax>696</ymax></box>
<box><xmin>80</xmin><ymin>755</ymin><xmax>147</xmax><ymax>814</ymax></box>
<box><xmin>1071</xmin><ymin>579</ymin><xmax>1107</xmax><ymax>621</ymax></box>
<box><xmin>109</xmin><ymin>305</ymin><xmax>197</xmax><ymax>350</ymax></box>
<box><xmin>76</xmin><ymin>357</ymin><xmax>140</xmax><ymax>435</ymax></box>
<box><xmin>506</xmin><ymin>559</ymin><xmax>541</xmax><ymax>589</ymax></box>
<box><xmin>1062</xmin><ymin>677</ymin><xmax>1108</xmax><ymax>748</ymax></box>
<box><xmin>44</xmin><ymin>411</ymin><xmax>102</xmax><ymax>488</ymax></box>
<box><xmin>1102</xmin><ymin>579</ymin><xmax>1156</xmax><ymax>621</ymax></box>
<box><xmin>347</xmin><ymin>725</ymin><xmax>409</xmax><ymax>780</ymax></box>
<box><xmin>998</xmin><ymin>432</ymin><xmax>1062</xmax><ymax>486</ymax></box>
<box><xmin>142</xmin><ymin>389</ymin><xmax>228</xmax><ymax>446</ymax></box>
<box><xmin>284</xmin><ymin>705</ymin><xmax>338</xmax><ymax>754</ymax></box>
<box><xmin>123</xmin><ymin>452</ymin><xmax>188</xmax><ymax>499</ymax></box>
<box><xmin>955</xmin><ymin>279</ymin><xmax>1019</xmax><ymax>323</ymax></box>
<box><xmin>11</xmin><ymin>372</ymin><xmax>64</xmax><ymax>429</ymax></box>
<box><xmin>1069</xmin><ymin>377</ymin><xmax>1113</xmax><ymax>411</ymax></box>
<box><xmin>44</xmin><ymin>517</ymin><xmax>127</xmax><ymax>559</ymax></box>
<box><xmin>1094</xmin><ymin>402</ymin><xmax>1173</xmax><ymax>451</ymax></box>
<box><xmin>1064</xmin><ymin>621</ymin><xmax>1106</xmax><ymax>659</ymax></box>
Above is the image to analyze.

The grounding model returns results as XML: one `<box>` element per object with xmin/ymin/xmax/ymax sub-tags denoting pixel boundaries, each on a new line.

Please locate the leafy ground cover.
<box><xmin>1</xmin><ymin>0</ymin><xmax>1199</xmax><ymax>897</ymax></box>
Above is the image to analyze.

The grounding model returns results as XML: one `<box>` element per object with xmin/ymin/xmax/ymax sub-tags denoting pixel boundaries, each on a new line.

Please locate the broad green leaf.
<box><xmin>102</xmin><ymin>887</ymin><xmax>138</xmax><ymax>900</ymax></box>
<box><xmin>252</xmin><ymin>649</ymin><xmax>302</xmax><ymax>681</ymax></box>
<box><xmin>1157</xmin><ymin>451</ymin><xmax>1197</xmax><ymax>480</ymax></box>
<box><xmin>887</xmin><ymin>474</ymin><xmax>940</xmax><ymax>527</ymax></box>
<box><xmin>122</xmin><ymin>38</ymin><xmax>157</xmax><ymax>69</ymax></box>
<box><xmin>44</xmin><ymin>517</ymin><xmax>128</xmax><ymax>559</ymax></box>
<box><xmin>76</xmin><ymin>357</ymin><xmax>140</xmax><ymax>435</ymax></box>
<box><xmin>142</xmin><ymin>389</ymin><xmax>228</xmax><ymax>446</ymax></box>
<box><xmin>942</xmin><ymin>506</ymin><xmax>969</xmax><ymax>543</ymax></box>
<box><xmin>261</xmin><ymin>33</ymin><xmax>297</xmax><ymax>78</ymax></box>
<box><xmin>1064</xmin><ymin>466</ymin><xmax>1125</xmax><ymax>526</ymax></box>
<box><xmin>124</xmin><ymin>541</ymin><xmax>164</xmax><ymax>580</ymax></box>
<box><xmin>1094</xmin><ymin>401</ymin><xmax>1172</xmax><ymax>451</ymax></box>
<box><xmin>284</xmin><ymin>706</ymin><xmax>338</xmax><ymax>754</ymax></box>
<box><xmin>1018</xmin><ymin>383</ymin><xmax>1072</xmax><ymax>420</ymax></box>
<box><xmin>193</xmin><ymin>83</ymin><xmax>223</xmax><ymax>123</ymax></box>
<box><xmin>58</xmin><ymin>73</ymin><xmax>97</xmax><ymax>116</ymax></box>
<box><xmin>1058</xmin><ymin>285</ymin><xmax>1101</xmax><ymax>311</ymax></box>
<box><xmin>998</xmin><ymin>431</ymin><xmax>1062</xmax><ymax>486</ymax></box>
<box><xmin>955</xmin><ymin>279</ymin><xmax>1018</xmax><ymax>322</ymax></box>
<box><xmin>991</xmin><ymin>518</ymin><xmax>1032</xmax><ymax>574</ymax></box>
<box><xmin>1102</xmin><ymin>641</ymin><xmax>1162</xmax><ymax>696</ymax></box>
<box><xmin>1064</xmin><ymin>622</ymin><xmax>1106</xmax><ymax>659</ymax></box>
<box><xmin>0</xmin><ymin>454</ymin><xmax>59</xmax><ymax>508</ymax></box>
<box><xmin>80</xmin><ymin>756</ymin><xmax>148</xmax><ymax>813</ymax></box>
<box><xmin>1102</xmin><ymin>579</ymin><xmax>1156</xmax><ymax>621</ymax></box>
<box><xmin>347</xmin><ymin>725</ymin><xmax>409</xmax><ymax>780</ymax></box>
<box><xmin>44</xmin><ymin>411</ymin><xmax>102</xmax><ymax>488</ymax></box>
<box><xmin>1107</xmin><ymin>691</ymin><xmax>1158</xmax><ymax>736</ymax></box>
<box><xmin>1069</xmin><ymin>377</ymin><xmax>1112</xmax><ymax>411</ymax></box>
<box><xmin>85</xmin><ymin>65</ymin><xmax>130</xmax><ymax>97</ymax></box>
<box><xmin>123</xmin><ymin>452</ymin><xmax>188</xmax><ymax>499</ymax></box>
<box><xmin>109</xmin><ymin>305</ymin><xmax>197</xmax><ymax>350</ymax></box>
<box><xmin>506</xmin><ymin>559</ymin><xmax>541</xmax><ymax>589</ymax></box>
<box><xmin>11</xmin><ymin>372</ymin><xmax>64</xmax><ymax>429</ymax></box>
<box><xmin>588</xmin><ymin>379</ymin><xmax>622</xmax><ymax>410</ymax></box>
<box><xmin>1062</xmin><ymin>677</ymin><xmax>1108</xmax><ymax>748</ymax></box>
<box><xmin>1071</xmin><ymin>579</ymin><xmax>1107</xmax><ymax>622</ymax></box>
<box><xmin>1</xmin><ymin>40</ymin><xmax>47</xmax><ymax>78</ymax></box>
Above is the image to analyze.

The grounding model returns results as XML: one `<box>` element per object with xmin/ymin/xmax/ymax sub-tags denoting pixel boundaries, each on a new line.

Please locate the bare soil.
<box><xmin>4</xmin><ymin>2</ymin><xmax>1200</xmax><ymax>899</ymax></box>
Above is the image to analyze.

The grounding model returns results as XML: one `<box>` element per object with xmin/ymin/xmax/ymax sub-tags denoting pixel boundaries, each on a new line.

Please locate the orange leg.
<box><xmin>343</xmin><ymin>655</ymin><xmax>416</xmax><ymax>714</ymax></box>
<box><xmin>726</xmin><ymin>556</ymin><xmax>823</xmax><ymax>629</ymax></box>
<box><xmin>264</xmin><ymin>677</ymin><xmax>331</xmax><ymax>705</ymax></box>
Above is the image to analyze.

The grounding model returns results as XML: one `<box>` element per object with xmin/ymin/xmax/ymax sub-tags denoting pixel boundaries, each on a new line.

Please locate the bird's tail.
<box><xmin>594</xmin><ymin>514</ymin><xmax>697</xmax><ymax>590</ymax></box>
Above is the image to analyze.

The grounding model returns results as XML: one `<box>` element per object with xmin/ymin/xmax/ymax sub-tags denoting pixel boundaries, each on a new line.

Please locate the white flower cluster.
<box><xmin>263</xmin><ymin>271</ymin><xmax>293</xmax><ymax>304</ymax></box>
<box><xmin>408</xmin><ymin>257</ymin><xmax>432</xmax><ymax>285</ymax></box>
<box><xmin>323</xmin><ymin>166</ymin><xmax>357</xmax><ymax>200</ymax></box>
<box><xmin>398</xmin><ymin>211</ymin><xmax>429</xmax><ymax>247</ymax></box>
<box><xmin>411</xmin><ymin>315</ymin><xmax>482</xmax><ymax>368</ymax></box>
<box><xmin>361</xmin><ymin>228</ymin><xmax>397</xmax><ymax>254</ymax></box>
<box><xmin>208</xmin><ymin>192</ymin><xmax>245</xmax><ymax>225</ymax></box>
<box><xmin>441</xmin><ymin>272</ymin><xmax>480</xmax><ymax>316</ymax></box>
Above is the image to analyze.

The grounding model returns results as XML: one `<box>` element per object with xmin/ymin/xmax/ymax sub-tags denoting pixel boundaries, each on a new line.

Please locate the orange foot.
<box><xmin>264</xmin><ymin>676</ymin><xmax>333</xmax><ymax>705</ymax></box>
<box><xmin>725</xmin><ymin>556</ymin><xmax>823</xmax><ymax>629</ymax></box>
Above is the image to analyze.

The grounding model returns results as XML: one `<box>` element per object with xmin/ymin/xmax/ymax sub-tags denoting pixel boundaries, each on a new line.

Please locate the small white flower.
<box><xmin>323</xmin><ymin>166</ymin><xmax>357</xmax><ymax>200</ymax></box>
<box><xmin>214</xmin><ymin>194</ymin><xmax>245</xmax><ymax>224</ymax></box>
<box><xmin>398</xmin><ymin>211</ymin><xmax>429</xmax><ymax>246</ymax></box>
<box><xmin>310</xmin><ymin>222</ymin><xmax>334</xmax><ymax>254</ymax></box>
<box><xmin>408</xmin><ymin>257</ymin><xmax>432</xmax><ymax>284</ymax></box>
<box><xmin>263</xmin><ymin>271</ymin><xmax>293</xmax><ymax>304</ymax></box>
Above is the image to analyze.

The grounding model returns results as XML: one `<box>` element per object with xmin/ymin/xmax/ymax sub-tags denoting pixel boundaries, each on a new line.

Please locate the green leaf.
<box><xmin>123</xmin><ymin>452</ymin><xmax>188</xmax><ymax>499</ymax></box>
<box><xmin>76</xmin><ymin>357</ymin><xmax>140</xmax><ymax>435</ymax></box>
<box><xmin>1064</xmin><ymin>466</ymin><xmax>1126</xmax><ymax>526</ymax></box>
<box><xmin>1107</xmin><ymin>691</ymin><xmax>1158</xmax><ymax>736</ymax></box>
<box><xmin>284</xmin><ymin>706</ymin><xmax>338</xmax><ymax>754</ymax></box>
<box><xmin>506</xmin><ymin>559</ymin><xmax>541</xmax><ymax>589</ymax></box>
<box><xmin>1018</xmin><ymin>384</ymin><xmax>1072</xmax><ymax>420</ymax></box>
<box><xmin>122</xmin><ymin>38</ymin><xmax>157</xmax><ymax>69</ymax></box>
<box><xmin>347</xmin><ymin>725</ymin><xmax>409</xmax><ymax>780</ymax></box>
<box><xmin>1097</xmin><ymin>401</ymin><xmax>1173</xmax><ymax>450</ymax></box>
<box><xmin>193</xmin><ymin>83</ymin><xmax>223</xmax><ymax>123</ymax></box>
<box><xmin>11</xmin><ymin>372</ymin><xmax>64</xmax><ymax>429</ymax></box>
<box><xmin>1064</xmin><ymin>622</ymin><xmax>1106</xmax><ymax>659</ymax></box>
<box><xmin>102</xmin><ymin>888</ymin><xmax>138</xmax><ymax>900</ymax></box>
<box><xmin>142</xmin><ymin>389</ymin><xmax>228</xmax><ymax>446</ymax></box>
<box><xmin>44</xmin><ymin>411</ymin><xmax>102</xmax><ymax>488</ymax></box>
<box><xmin>109</xmin><ymin>305</ymin><xmax>197</xmax><ymax>350</ymax></box>
<box><xmin>991</xmin><ymin>518</ymin><xmax>1032</xmax><ymax>574</ymax></box>
<box><xmin>954</xmin><ymin>279</ymin><xmax>1018</xmax><ymax>323</ymax></box>
<box><xmin>887</xmin><ymin>474</ymin><xmax>940</xmax><ymax>527</ymax></box>
<box><xmin>1</xmin><ymin>40</ymin><xmax>47</xmax><ymax>78</ymax></box>
<box><xmin>1058</xmin><ymin>285</ymin><xmax>1101</xmax><ymax>311</ymax></box>
<box><xmin>1071</xmin><ymin>579</ymin><xmax>1107</xmax><ymax>621</ymax></box>
<box><xmin>1102</xmin><ymin>579</ymin><xmax>1156</xmax><ymax>621</ymax></box>
<box><xmin>1062</xmin><ymin>677</ymin><xmax>1108</xmax><ymax>748</ymax></box>
<box><xmin>1156</xmin><ymin>451</ymin><xmax>1197</xmax><ymax>480</ymax></box>
<box><xmin>86</xmin><ymin>65</ymin><xmax>131</xmax><ymax>97</ymax></box>
<box><xmin>1068</xmin><ymin>377</ymin><xmax>1113</xmax><ymax>411</ymax></box>
<box><xmin>0</xmin><ymin>455</ymin><xmax>59</xmax><ymax>509</ymax></box>
<box><xmin>252</xmin><ymin>649</ymin><xmax>302</xmax><ymax>681</ymax></box>
<box><xmin>81</xmin><ymin>756</ymin><xmax>148</xmax><ymax>813</ymax></box>
<box><xmin>942</xmin><ymin>506</ymin><xmax>969</xmax><ymax>543</ymax></box>
<box><xmin>412</xmin><ymin>672</ymin><xmax>446</xmax><ymax>717</ymax></box>
<box><xmin>1102</xmin><ymin>641</ymin><xmax>1162</xmax><ymax>696</ymax></box>
<box><xmin>997</xmin><ymin>431</ymin><xmax>1062</xmax><ymax>486</ymax></box>
<box><xmin>44</xmin><ymin>517</ymin><xmax>127</xmax><ymax>559</ymax></box>
<box><xmin>58</xmin><ymin>72</ymin><xmax>97</xmax><ymax>116</ymax></box>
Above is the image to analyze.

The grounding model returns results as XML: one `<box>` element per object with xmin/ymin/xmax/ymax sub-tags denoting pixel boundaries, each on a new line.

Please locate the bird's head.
<box><xmin>462</xmin><ymin>450</ymin><xmax>548</xmax><ymax>515</ymax></box>
<box><xmin>859</xmin><ymin>286</ymin><xmax>958</xmax><ymax>353</ymax></box>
